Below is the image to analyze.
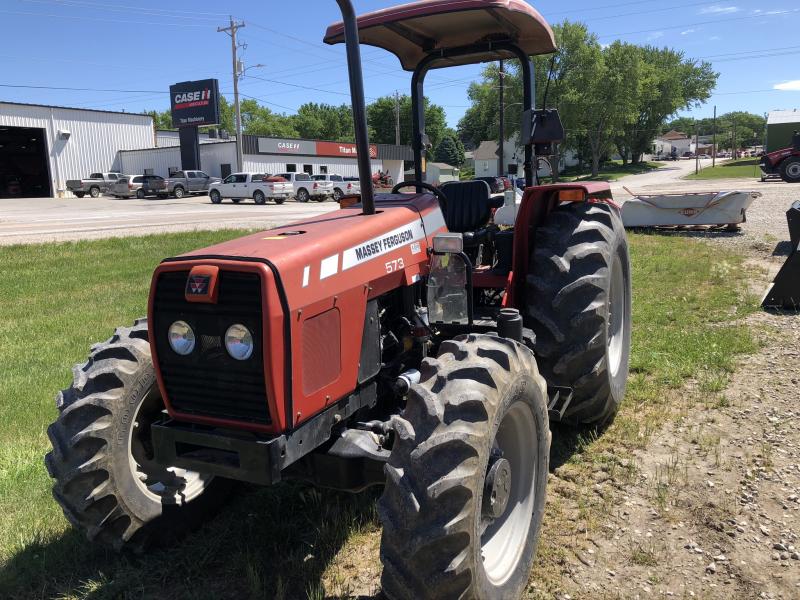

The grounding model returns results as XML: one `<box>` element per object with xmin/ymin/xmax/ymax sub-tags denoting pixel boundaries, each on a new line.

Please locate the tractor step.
<box><xmin>547</xmin><ymin>386</ymin><xmax>574</xmax><ymax>422</ymax></box>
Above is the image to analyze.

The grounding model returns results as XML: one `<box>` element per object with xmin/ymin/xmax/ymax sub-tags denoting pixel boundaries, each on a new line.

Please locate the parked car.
<box><xmin>276</xmin><ymin>172</ymin><xmax>334</xmax><ymax>202</ymax></box>
<box><xmin>697</xmin><ymin>154</ymin><xmax>711</xmax><ymax>160</ymax></box>
<box><xmin>312</xmin><ymin>174</ymin><xmax>355</xmax><ymax>201</ymax></box>
<box><xmin>164</xmin><ymin>170</ymin><xmax>221</xmax><ymax>199</ymax></box>
<box><xmin>208</xmin><ymin>173</ymin><xmax>294</xmax><ymax>205</ymax></box>
<box><xmin>109</xmin><ymin>175</ymin><xmax>166</xmax><ymax>199</ymax></box>
<box><xmin>66</xmin><ymin>172</ymin><xmax>122</xmax><ymax>198</ymax></box>
<box><xmin>681</xmin><ymin>152</ymin><xmax>694</xmax><ymax>159</ymax></box>
<box><xmin>474</xmin><ymin>176</ymin><xmax>504</xmax><ymax>194</ymax></box>
<box><xmin>342</xmin><ymin>176</ymin><xmax>361</xmax><ymax>197</ymax></box>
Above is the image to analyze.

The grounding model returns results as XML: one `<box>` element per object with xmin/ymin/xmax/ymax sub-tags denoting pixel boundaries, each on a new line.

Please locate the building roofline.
<box><xmin>117</xmin><ymin>140</ymin><xmax>236</xmax><ymax>154</ymax></box>
<box><xmin>0</xmin><ymin>100</ymin><xmax>153</xmax><ymax>119</ymax></box>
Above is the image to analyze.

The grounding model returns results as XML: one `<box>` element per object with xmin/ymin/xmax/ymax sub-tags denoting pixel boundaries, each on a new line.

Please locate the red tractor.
<box><xmin>45</xmin><ymin>2</ymin><xmax>632</xmax><ymax>598</ymax></box>
<box><xmin>760</xmin><ymin>131</ymin><xmax>800</xmax><ymax>183</ymax></box>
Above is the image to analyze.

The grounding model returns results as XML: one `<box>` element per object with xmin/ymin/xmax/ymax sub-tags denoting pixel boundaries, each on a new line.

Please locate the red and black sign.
<box><xmin>170</xmin><ymin>79</ymin><xmax>221</xmax><ymax>129</ymax></box>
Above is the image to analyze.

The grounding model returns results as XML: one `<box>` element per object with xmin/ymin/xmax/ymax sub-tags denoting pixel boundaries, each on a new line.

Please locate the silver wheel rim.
<box><xmin>788</xmin><ymin>163</ymin><xmax>800</xmax><ymax>178</ymax></box>
<box><xmin>128</xmin><ymin>386</ymin><xmax>211</xmax><ymax>504</ymax></box>
<box><xmin>480</xmin><ymin>401</ymin><xmax>537</xmax><ymax>586</ymax></box>
<box><xmin>607</xmin><ymin>253</ymin><xmax>625</xmax><ymax>377</ymax></box>
<box><xmin>175</xmin><ymin>188</ymin><xmax>184</xmax><ymax>198</ymax></box>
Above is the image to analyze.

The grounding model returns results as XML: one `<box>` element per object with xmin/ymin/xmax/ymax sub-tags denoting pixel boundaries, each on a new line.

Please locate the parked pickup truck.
<box><xmin>66</xmin><ymin>172</ymin><xmax>122</xmax><ymax>198</ymax></box>
<box><xmin>208</xmin><ymin>173</ymin><xmax>293</xmax><ymax>205</ymax></box>
<box><xmin>276</xmin><ymin>172</ymin><xmax>334</xmax><ymax>202</ymax></box>
<box><xmin>312</xmin><ymin>174</ymin><xmax>351</xmax><ymax>201</ymax></box>
<box><xmin>163</xmin><ymin>170</ymin><xmax>221</xmax><ymax>199</ymax></box>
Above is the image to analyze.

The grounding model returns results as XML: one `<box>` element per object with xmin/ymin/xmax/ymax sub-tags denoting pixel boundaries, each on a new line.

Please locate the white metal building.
<box><xmin>0</xmin><ymin>102</ymin><xmax>154</xmax><ymax>198</ymax></box>
<box><xmin>117</xmin><ymin>135</ymin><xmax>410</xmax><ymax>184</ymax></box>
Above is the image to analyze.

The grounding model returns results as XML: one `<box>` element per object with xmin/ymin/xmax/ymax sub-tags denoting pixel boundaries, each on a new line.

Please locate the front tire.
<box><xmin>379</xmin><ymin>334</ymin><xmax>550</xmax><ymax>600</ymax></box>
<box><xmin>780</xmin><ymin>158</ymin><xmax>800</xmax><ymax>183</ymax></box>
<box><xmin>274</xmin><ymin>197</ymin><xmax>286</xmax><ymax>205</ymax></box>
<box><xmin>45</xmin><ymin>319</ymin><xmax>230</xmax><ymax>551</ymax></box>
<box><xmin>209</xmin><ymin>190</ymin><xmax>222</xmax><ymax>204</ymax></box>
<box><xmin>526</xmin><ymin>202</ymin><xmax>632</xmax><ymax>425</ymax></box>
<box><xmin>136</xmin><ymin>189</ymin><xmax>146</xmax><ymax>200</ymax></box>
<box><xmin>74</xmin><ymin>192</ymin><xmax>85</xmax><ymax>198</ymax></box>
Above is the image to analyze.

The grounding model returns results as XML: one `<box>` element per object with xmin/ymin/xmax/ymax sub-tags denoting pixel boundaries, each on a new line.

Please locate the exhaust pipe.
<box><xmin>336</xmin><ymin>0</ymin><xmax>376</xmax><ymax>215</ymax></box>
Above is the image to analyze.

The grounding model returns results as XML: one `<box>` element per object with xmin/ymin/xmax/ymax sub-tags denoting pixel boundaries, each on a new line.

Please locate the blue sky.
<box><xmin>1</xmin><ymin>0</ymin><xmax>798</xmax><ymax>128</ymax></box>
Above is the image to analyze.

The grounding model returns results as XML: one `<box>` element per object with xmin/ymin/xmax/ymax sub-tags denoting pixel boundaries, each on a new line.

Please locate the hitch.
<box><xmin>547</xmin><ymin>386</ymin><xmax>574</xmax><ymax>422</ymax></box>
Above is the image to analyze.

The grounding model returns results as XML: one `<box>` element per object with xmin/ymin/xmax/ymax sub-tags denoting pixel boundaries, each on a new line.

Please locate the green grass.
<box><xmin>552</xmin><ymin>160</ymin><xmax>665</xmax><ymax>183</ymax></box>
<box><xmin>685</xmin><ymin>157</ymin><xmax>762</xmax><ymax>180</ymax></box>
<box><xmin>0</xmin><ymin>231</ymin><xmax>759</xmax><ymax>599</ymax></box>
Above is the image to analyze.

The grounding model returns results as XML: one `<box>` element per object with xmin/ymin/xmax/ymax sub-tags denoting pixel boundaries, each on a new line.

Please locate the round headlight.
<box><xmin>225</xmin><ymin>324</ymin><xmax>254</xmax><ymax>361</ymax></box>
<box><xmin>168</xmin><ymin>321</ymin><xmax>195</xmax><ymax>356</ymax></box>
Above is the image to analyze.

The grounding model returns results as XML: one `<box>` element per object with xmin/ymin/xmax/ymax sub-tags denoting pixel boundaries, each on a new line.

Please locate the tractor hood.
<box><xmin>172</xmin><ymin>193</ymin><xmax>446</xmax><ymax>307</ymax></box>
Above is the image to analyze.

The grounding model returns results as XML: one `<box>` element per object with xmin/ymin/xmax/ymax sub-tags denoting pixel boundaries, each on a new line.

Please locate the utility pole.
<box><xmin>712</xmin><ymin>105</ymin><xmax>717</xmax><ymax>168</ymax></box>
<box><xmin>394</xmin><ymin>91</ymin><xmax>401</xmax><ymax>146</ymax></box>
<box><xmin>498</xmin><ymin>60</ymin><xmax>505</xmax><ymax>178</ymax></box>
<box><xmin>695</xmin><ymin>122</ymin><xmax>699</xmax><ymax>175</ymax></box>
<box><xmin>218</xmin><ymin>16</ymin><xmax>246</xmax><ymax>171</ymax></box>
<box><xmin>732</xmin><ymin>116</ymin><xmax>737</xmax><ymax>160</ymax></box>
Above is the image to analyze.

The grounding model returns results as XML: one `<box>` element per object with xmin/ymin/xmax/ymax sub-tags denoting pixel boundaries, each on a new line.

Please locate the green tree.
<box><xmin>292</xmin><ymin>103</ymin><xmax>354</xmax><ymax>141</ymax></box>
<box><xmin>145</xmin><ymin>109</ymin><xmax>173</xmax><ymax>130</ymax></box>
<box><xmin>434</xmin><ymin>135</ymin><xmax>464</xmax><ymax>167</ymax></box>
<box><xmin>367</xmin><ymin>95</ymin><xmax>448</xmax><ymax>158</ymax></box>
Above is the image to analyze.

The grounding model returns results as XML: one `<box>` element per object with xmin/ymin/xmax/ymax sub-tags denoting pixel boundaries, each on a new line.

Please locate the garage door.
<box><xmin>0</xmin><ymin>126</ymin><xmax>51</xmax><ymax>198</ymax></box>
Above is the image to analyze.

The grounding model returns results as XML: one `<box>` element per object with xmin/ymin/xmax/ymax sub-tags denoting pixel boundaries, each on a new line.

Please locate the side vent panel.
<box><xmin>302</xmin><ymin>308</ymin><xmax>342</xmax><ymax>395</ymax></box>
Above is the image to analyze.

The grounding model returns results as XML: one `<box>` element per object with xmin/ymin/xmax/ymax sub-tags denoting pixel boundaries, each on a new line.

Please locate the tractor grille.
<box><xmin>153</xmin><ymin>270</ymin><xmax>271</xmax><ymax>425</ymax></box>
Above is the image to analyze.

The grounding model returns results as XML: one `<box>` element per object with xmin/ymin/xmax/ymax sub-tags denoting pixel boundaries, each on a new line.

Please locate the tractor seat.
<box><xmin>440</xmin><ymin>181</ymin><xmax>503</xmax><ymax>241</ymax></box>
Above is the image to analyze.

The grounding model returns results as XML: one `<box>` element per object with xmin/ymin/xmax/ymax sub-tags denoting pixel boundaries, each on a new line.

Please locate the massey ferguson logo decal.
<box><xmin>342</xmin><ymin>221</ymin><xmax>427</xmax><ymax>270</ymax></box>
<box><xmin>186</xmin><ymin>274</ymin><xmax>211</xmax><ymax>295</ymax></box>
<box><xmin>173</xmin><ymin>89</ymin><xmax>212</xmax><ymax>110</ymax></box>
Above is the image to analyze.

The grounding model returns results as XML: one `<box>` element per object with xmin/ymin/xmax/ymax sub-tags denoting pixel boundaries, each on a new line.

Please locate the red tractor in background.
<box><xmin>760</xmin><ymin>131</ymin><xmax>800</xmax><ymax>183</ymax></box>
<box><xmin>45</xmin><ymin>2</ymin><xmax>632</xmax><ymax>598</ymax></box>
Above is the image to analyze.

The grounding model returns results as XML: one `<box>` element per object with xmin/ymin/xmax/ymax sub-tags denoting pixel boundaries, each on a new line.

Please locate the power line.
<box><xmin>0</xmin><ymin>83</ymin><xmax>167</xmax><ymax>93</ymax></box>
<box><xmin>20</xmin><ymin>0</ymin><xmax>228</xmax><ymax>18</ymax></box>
<box><xmin>0</xmin><ymin>9</ymin><xmax>210</xmax><ymax>27</ymax></box>
<box><xmin>599</xmin><ymin>8</ymin><xmax>800</xmax><ymax>39</ymax></box>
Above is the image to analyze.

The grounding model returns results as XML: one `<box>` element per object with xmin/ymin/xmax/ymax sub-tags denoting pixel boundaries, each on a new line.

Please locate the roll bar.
<box><xmin>336</xmin><ymin>0</ymin><xmax>376</xmax><ymax>215</ymax></box>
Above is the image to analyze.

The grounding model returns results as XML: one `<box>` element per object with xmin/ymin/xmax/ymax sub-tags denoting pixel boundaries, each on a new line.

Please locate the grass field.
<box><xmin>553</xmin><ymin>160</ymin><xmax>665</xmax><ymax>183</ymax></box>
<box><xmin>0</xmin><ymin>231</ymin><xmax>758</xmax><ymax>599</ymax></box>
<box><xmin>685</xmin><ymin>157</ymin><xmax>762</xmax><ymax>180</ymax></box>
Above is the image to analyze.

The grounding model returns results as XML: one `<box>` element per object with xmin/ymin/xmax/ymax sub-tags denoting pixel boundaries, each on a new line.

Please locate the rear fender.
<box><xmin>508</xmin><ymin>183</ymin><xmax>617</xmax><ymax>308</ymax></box>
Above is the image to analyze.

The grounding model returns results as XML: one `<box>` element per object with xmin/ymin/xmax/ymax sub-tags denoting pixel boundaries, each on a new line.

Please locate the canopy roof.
<box><xmin>324</xmin><ymin>0</ymin><xmax>556</xmax><ymax>71</ymax></box>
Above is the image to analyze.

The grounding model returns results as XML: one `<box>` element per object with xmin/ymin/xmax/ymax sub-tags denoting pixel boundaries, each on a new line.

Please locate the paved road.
<box><xmin>0</xmin><ymin>194</ymin><xmax>341</xmax><ymax>246</ymax></box>
<box><xmin>0</xmin><ymin>159</ymin><xmax>747</xmax><ymax>246</ymax></box>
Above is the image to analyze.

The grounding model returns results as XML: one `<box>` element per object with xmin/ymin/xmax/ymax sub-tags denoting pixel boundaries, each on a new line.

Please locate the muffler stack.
<box><xmin>762</xmin><ymin>201</ymin><xmax>800</xmax><ymax>310</ymax></box>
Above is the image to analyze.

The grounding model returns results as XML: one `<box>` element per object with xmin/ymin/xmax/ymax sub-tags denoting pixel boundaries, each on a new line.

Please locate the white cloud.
<box><xmin>681</xmin><ymin>29</ymin><xmax>696</xmax><ymax>35</ymax></box>
<box><xmin>709</xmin><ymin>35</ymin><xmax>722</xmax><ymax>41</ymax></box>
<box><xmin>775</xmin><ymin>80</ymin><xmax>800</xmax><ymax>91</ymax></box>
<box><xmin>700</xmin><ymin>5</ymin><xmax>740</xmax><ymax>14</ymax></box>
<box><xmin>647</xmin><ymin>31</ymin><xmax>665</xmax><ymax>41</ymax></box>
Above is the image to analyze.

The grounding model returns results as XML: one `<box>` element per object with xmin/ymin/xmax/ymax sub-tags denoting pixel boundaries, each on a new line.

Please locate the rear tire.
<box><xmin>333</xmin><ymin>188</ymin><xmax>343</xmax><ymax>202</ymax></box>
<box><xmin>296</xmin><ymin>188</ymin><xmax>310</xmax><ymax>203</ymax></box>
<box><xmin>74</xmin><ymin>192</ymin><xmax>85</xmax><ymax>198</ymax></box>
<box><xmin>136</xmin><ymin>189</ymin><xmax>146</xmax><ymax>200</ymax></box>
<box><xmin>45</xmin><ymin>319</ymin><xmax>231</xmax><ymax>552</ymax></box>
<box><xmin>89</xmin><ymin>187</ymin><xmax>101</xmax><ymax>198</ymax></box>
<box><xmin>379</xmin><ymin>334</ymin><xmax>550</xmax><ymax>600</ymax></box>
<box><xmin>274</xmin><ymin>197</ymin><xmax>286</xmax><ymax>205</ymax></box>
<box><xmin>780</xmin><ymin>157</ymin><xmax>800</xmax><ymax>183</ymax></box>
<box><xmin>210</xmin><ymin>190</ymin><xmax>222</xmax><ymax>204</ymax></box>
<box><xmin>173</xmin><ymin>186</ymin><xmax>185</xmax><ymax>199</ymax></box>
<box><xmin>253</xmin><ymin>190</ymin><xmax>266</xmax><ymax>205</ymax></box>
<box><xmin>525</xmin><ymin>202</ymin><xmax>632</xmax><ymax>425</ymax></box>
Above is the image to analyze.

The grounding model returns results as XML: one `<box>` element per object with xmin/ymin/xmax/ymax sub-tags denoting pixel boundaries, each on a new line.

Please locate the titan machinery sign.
<box><xmin>257</xmin><ymin>137</ymin><xmax>378</xmax><ymax>158</ymax></box>
<box><xmin>170</xmin><ymin>79</ymin><xmax>221</xmax><ymax>128</ymax></box>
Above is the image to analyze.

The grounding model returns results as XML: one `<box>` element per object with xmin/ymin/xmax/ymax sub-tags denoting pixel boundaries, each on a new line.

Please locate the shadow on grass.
<box><xmin>1</xmin><ymin>482</ymin><xmax>380</xmax><ymax>600</ymax></box>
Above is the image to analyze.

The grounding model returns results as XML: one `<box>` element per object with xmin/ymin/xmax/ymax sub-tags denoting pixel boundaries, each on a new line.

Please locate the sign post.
<box><xmin>169</xmin><ymin>79</ymin><xmax>221</xmax><ymax>171</ymax></box>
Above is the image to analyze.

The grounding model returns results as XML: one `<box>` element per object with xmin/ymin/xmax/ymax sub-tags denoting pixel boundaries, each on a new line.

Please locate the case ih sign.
<box><xmin>256</xmin><ymin>137</ymin><xmax>378</xmax><ymax>158</ymax></box>
<box><xmin>170</xmin><ymin>79</ymin><xmax>221</xmax><ymax>128</ymax></box>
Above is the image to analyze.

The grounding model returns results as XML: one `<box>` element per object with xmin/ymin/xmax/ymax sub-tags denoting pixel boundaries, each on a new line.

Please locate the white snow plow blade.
<box><xmin>620</xmin><ymin>190</ymin><xmax>760</xmax><ymax>228</ymax></box>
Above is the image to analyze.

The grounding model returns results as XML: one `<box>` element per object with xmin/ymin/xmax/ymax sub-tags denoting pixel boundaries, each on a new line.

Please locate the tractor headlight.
<box><xmin>168</xmin><ymin>321</ymin><xmax>195</xmax><ymax>356</ymax></box>
<box><xmin>225</xmin><ymin>324</ymin><xmax>254</xmax><ymax>361</ymax></box>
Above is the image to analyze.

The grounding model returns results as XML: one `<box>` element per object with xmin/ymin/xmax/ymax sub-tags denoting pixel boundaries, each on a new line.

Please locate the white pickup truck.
<box><xmin>276</xmin><ymin>172</ymin><xmax>334</xmax><ymax>202</ymax></box>
<box><xmin>208</xmin><ymin>173</ymin><xmax>293</xmax><ymax>205</ymax></box>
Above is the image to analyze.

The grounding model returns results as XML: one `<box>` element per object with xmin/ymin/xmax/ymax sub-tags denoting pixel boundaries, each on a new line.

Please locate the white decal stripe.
<box><xmin>302</xmin><ymin>265</ymin><xmax>310</xmax><ymax>288</ymax></box>
<box><xmin>320</xmin><ymin>255</ymin><xmax>339</xmax><ymax>280</ymax></box>
<box><xmin>422</xmin><ymin>208</ymin><xmax>447</xmax><ymax>236</ymax></box>
<box><xmin>342</xmin><ymin>220</ymin><xmax>427</xmax><ymax>271</ymax></box>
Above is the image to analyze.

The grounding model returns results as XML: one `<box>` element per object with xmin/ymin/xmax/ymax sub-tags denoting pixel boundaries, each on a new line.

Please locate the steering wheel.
<box><xmin>392</xmin><ymin>181</ymin><xmax>449</xmax><ymax>211</ymax></box>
